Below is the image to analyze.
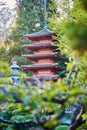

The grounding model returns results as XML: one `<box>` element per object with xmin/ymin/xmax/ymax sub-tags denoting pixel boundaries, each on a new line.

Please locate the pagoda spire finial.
<box><xmin>43</xmin><ymin>0</ymin><xmax>48</xmax><ymax>29</ymax></box>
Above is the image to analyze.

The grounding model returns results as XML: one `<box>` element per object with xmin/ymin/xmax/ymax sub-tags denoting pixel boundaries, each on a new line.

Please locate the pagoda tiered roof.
<box><xmin>24</xmin><ymin>28</ymin><xmax>56</xmax><ymax>41</ymax></box>
<box><xmin>22</xmin><ymin>27</ymin><xmax>66</xmax><ymax>82</ymax></box>
<box><xmin>22</xmin><ymin>53</ymin><xmax>66</xmax><ymax>61</ymax></box>
<box><xmin>22</xmin><ymin>63</ymin><xmax>65</xmax><ymax>71</ymax></box>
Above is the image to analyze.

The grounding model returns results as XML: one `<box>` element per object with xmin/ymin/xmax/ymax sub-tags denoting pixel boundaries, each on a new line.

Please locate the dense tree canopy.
<box><xmin>0</xmin><ymin>0</ymin><xmax>45</xmax><ymax>63</ymax></box>
<box><xmin>49</xmin><ymin>0</ymin><xmax>87</xmax><ymax>129</ymax></box>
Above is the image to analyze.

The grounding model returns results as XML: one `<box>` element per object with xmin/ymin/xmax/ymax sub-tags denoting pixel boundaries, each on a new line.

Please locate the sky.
<box><xmin>0</xmin><ymin>0</ymin><xmax>17</xmax><ymax>41</ymax></box>
<box><xmin>0</xmin><ymin>0</ymin><xmax>16</xmax><ymax>9</ymax></box>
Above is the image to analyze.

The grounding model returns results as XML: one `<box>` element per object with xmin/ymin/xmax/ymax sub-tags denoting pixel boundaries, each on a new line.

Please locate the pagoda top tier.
<box><xmin>24</xmin><ymin>28</ymin><xmax>56</xmax><ymax>41</ymax></box>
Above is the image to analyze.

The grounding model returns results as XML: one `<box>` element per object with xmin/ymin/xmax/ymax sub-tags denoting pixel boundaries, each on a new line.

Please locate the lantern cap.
<box><xmin>10</xmin><ymin>61</ymin><xmax>20</xmax><ymax>69</ymax></box>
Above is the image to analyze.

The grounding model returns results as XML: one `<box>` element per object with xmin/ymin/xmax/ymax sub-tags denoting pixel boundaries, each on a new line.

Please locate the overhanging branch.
<box><xmin>0</xmin><ymin>116</ymin><xmax>38</xmax><ymax>125</ymax></box>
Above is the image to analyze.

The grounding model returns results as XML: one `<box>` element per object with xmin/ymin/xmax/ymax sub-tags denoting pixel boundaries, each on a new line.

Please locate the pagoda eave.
<box><xmin>23</xmin><ymin>47</ymin><xmax>57</xmax><ymax>51</ymax></box>
<box><xmin>22</xmin><ymin>43</ymin><xmax>57</xmax><ymax>51</ymax></box>
<box><xmin>25</xmin><ymin>35</ymin><xmax>53</xmax><ymax>41</ymax></box>
<box><xmin>22</xmin><ymin>53</ymin><xmax>56</xmax><ymax>59</ymax></box>
<box><xmin>25</xmin><ymin>75</ymin><xmax>59</xmax><ymax>82</ymax></box>
<box><xmin>22</xmin><ymin>53</ymin><xmax>66</xmax><ymax>61</ymax></box>
<box><xmin>22</xmin><ymin>64</ymin><xmax>65</xmax><ymax>71</ymax></box>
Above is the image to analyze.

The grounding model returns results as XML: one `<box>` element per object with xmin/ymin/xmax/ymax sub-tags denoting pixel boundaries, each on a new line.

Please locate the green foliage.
<box><xmin>76</xmin><ymin>123</ymin><xmax>87</xmax><ymax>130</ymax></box>
<box><xmin>63</xmin><ymin>22</ymin><xmax>87</xmax><ymax>51</ymax></box>
<box><xmin>11</xmin><ymin>115</ymin><xmax>34</xmax><ymax>121</ymax></box>
<box><xmin>0</xmin><ymin>46</ymin><xmax>9</xmax><ymax>62</ymax></box>
<box><xmin>0</xmin><ymin>61</ymin><xmax>11</xmax><ymax>76</ymax></box>
<box><xmin>48</xmin><ymin>0</ymin><xmax>87</xmax><ymax>129</ymax></box>
<box><xmin>74</xmin><ymin>0</ymin><xmax>87</xmax><ymax>11</ymax></box>
<box><xmin>55</xmin><ymin>125</ymin><xmax>69</xmax><ymax>130</ymax></box>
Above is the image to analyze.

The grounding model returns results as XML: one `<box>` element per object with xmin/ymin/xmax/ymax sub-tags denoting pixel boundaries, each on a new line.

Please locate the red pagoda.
<box><xmin>22</xmin><ymin>0</ymin><xmax>66</xmax><ymax>83</ymax></box>
<box><xmin>22</xmin><ymin>28</ymin><xmax>66</xmax><ymax>82</ymax></box>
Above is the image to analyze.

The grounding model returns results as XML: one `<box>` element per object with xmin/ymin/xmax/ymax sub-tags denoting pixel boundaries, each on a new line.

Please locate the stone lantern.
<box><xmin>10</xmin><ymin>61</ymin><xmax>20</xmax><ymax>85</ymax></box>
<box><xmin>59</xmin><ymin>105</ymin><xmax>73</xmax><ymax>125</ymax></box>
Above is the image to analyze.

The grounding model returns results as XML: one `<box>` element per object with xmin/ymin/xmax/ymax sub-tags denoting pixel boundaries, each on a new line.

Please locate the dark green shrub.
<box><xmin>55</xmin><ymin>125</ymin><xmax>69</xmax><ymax>130</ymax></box>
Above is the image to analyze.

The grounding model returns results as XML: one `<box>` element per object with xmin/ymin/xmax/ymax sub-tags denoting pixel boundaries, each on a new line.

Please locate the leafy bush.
<box><xmin>55</xmin><ymin>125</ymin><xmax>69</xmax><ymax>130</ymax></box>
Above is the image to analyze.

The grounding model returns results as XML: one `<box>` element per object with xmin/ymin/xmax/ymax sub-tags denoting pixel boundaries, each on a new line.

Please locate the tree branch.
<box><xmin>42</xmin><ymin>96</ymin><xmax>67</xmax><ymax>105</ymax></box>
<box><xmin>68</xmin><ymin>119</ymin><xmax>86</xmax><ymax>130</ymax></box>
<box><xmin>0</xmin><ymin>116</ymin><xmax>38</xmax><ymax>125</ymax></box>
